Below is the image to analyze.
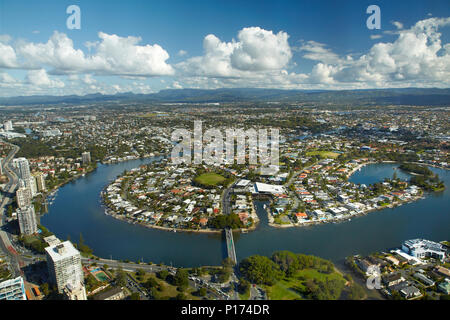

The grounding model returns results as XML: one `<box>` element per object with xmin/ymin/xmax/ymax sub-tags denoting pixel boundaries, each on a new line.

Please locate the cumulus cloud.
<box><xmin>177</xmin><ymin>27</ymin><xmax>292</xmax><ymax>77</ymax></box>
<box><xmin>26</xmin><ymin>69</ymin><xmax>65</xmax><ymax>88</ymax></box>
<box><xmin>302</xmin><ymin>17</ymin><xmax>450</xmax><ymax>88</ymax></box>
<box><xmin>0</xmin><ymin>73</ymin><xmax>17</xmax><ymax>83</ymax></box>
<box><xmin>15</xmin><ymin>31</ymin><xmax>174</xmax><ymax>76</ymax></box>
<box><xmin>0</xmin><ymin>42</ymin><xmax>18</xmax><ymax>68</ymax></box>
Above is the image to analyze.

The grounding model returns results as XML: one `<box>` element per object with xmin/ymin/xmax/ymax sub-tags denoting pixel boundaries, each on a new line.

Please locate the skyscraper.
<box><xmin>16</xmin><ymin>186</ymin><xmax>32</xmax><ymax>209</ymax></box>
<box><xmin>13</xmin><ymin>157</ymin><xmax>31</xmax><ymax>181</ymax></box>
<box><xmin>17</xmin><ymin>206</ymin><xmax>38</xmax><ymax>235</ymax></box>
<box><xmin>0</xmin><ymin>277</ymin><xmax>27</xmax><ymax>300</ymax></box>
<box><xmin>26</xmin><ymin>177</ymin><xmax>38</xmax><ymax>197</ymax></box>
<box><xmin>45</xmin><ymin>241</ymin><xmax>87</xmax><ymax>299</ymax></box>
<box><xmin>81</xmin><ymin>151</ymin><xmax>91</xmax><ymax>165</ymax></box>
<box><xmin>3</xmin><ymin>120</ymin><xmax>13</xmax><ymax>131</ymax></box>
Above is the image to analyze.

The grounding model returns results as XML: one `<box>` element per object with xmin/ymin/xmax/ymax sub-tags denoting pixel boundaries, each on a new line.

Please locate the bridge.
<box><xmin>224</xmin><ymin>228</ymin><xmax>237</xmax><ymax>265</ymax></box>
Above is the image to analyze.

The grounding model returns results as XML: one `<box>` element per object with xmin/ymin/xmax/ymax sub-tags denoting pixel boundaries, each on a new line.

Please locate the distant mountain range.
<box><xmin>0</xmin><ymin>87</ymin><xmax>449</xmax><ymax>106</ymax></box>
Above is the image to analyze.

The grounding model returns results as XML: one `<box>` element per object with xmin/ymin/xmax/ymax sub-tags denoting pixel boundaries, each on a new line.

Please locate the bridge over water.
<box><xmin>224</xmin><ymin>228</ymin><xmax>237</xmax><ymax>265</ymax></box>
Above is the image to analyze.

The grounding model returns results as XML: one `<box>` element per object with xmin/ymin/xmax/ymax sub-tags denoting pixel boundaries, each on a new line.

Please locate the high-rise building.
<box><xmin>17</xmin><ymin>206</ymin><xmax>37</xmax><ymax>235</ymax></box>
<box><xmin>13</xmin><ymin>158</ymin><xmax>31</xmax><ymax>181</ymax></box>
<box><xmin>0</xmin><ymin>277</ymin><xmax>27</xmax><ymax>300</ymax></box>
<box><xmin>33</xmin><ymin>172</ymin><xmax>46</xmax><ymax>192</ymax></box>
<box><xmin>63</xmin><ymin>282</ymin><xmax>88</xmax><ymax>300</ymax></box>
<box><xmin>81</xmin><ymin>152</ymin><xmax>91</xmax><ymax>165</ymax></box>
<box><xmin>26</xmin><ymin>177</ymin><xmax>38</xmax><ymax>197</ymax></box>
<box><xmin>45</xmin><ymin>241</ymin><xmax>86</xmax><ymax>299</ymax></box>
<box><xmin>3</xmin><ymin>120</ymin><xmax>13</xmax><ymax>131</ymax></box>
<box><xmin>16</xmin><ymin>186</ymin><xmax>32</xmax><ymax>208</ymax></box>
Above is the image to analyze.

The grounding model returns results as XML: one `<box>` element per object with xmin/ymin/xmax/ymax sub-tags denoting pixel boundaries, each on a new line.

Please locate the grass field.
<box><xmin>135</xmin><ymin>272</ymin><xmax>200</xmax><ymax>300</ymax></box>
<box><xmin>265</xmin><ymin>268</ymin><xmax>345</xmax><ymax>300</ymax></box>
<box><xmin>306</xmin><ymin>150</ymin><xmax>340</xmax><ymax>159</ymax></box>
<box><xmin>138</xmin><ymin>113</ymin><xmax>157</xmax><ymax>118</ymax></box>
<box><xmin>194</xmin><ymin>173</ymin><xmax>225</xmax><ymax>186</ymax></box>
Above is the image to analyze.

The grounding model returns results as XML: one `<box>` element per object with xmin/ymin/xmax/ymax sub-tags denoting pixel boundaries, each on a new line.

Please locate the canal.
<box><xmin>41</xmin><ymin>160</ymin><xmax>450</xmax><ymax>268</ymax></box>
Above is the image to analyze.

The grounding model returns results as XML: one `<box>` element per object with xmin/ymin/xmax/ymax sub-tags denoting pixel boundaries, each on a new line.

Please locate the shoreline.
<box><xmin>91</xmin><ymin>159</ymin><xmax>442</xmax><ymax>234</ymax></box>
<box><xmin>268</xmin><ymin>160</ymin><xmax>430</xmax><ymax>229</ymax></box>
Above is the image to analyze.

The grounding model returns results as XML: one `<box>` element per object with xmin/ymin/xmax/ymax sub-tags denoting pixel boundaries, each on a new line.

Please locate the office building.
<box><xmin>0</xmin><ymin>277</ymin><xmax>27</xmax><ymax>300</ymax></box>
<box><xmin>45</xmin><ymin>241</ymin><xmax>86</xmax><ymax>299</ymax></box>
<box><xmin>17</xmin><ymin>206</ymin><xmax>38</xmax><ymax>235</ymax></box>
<box><xmin>16</xmin><ymin>186</ymin><xmax>32</xmax><ymax>208</ymax></box>
<box><xmin>82</xmin><ymin>151</ymin><xmax>91</xmax><ymax>165</ymax></box>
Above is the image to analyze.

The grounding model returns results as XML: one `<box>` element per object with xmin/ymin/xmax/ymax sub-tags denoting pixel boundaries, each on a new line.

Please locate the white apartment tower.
<box><xmin>81</xmin><ymin>151</ymin><xmax>91</xmax><ymax>165</ymax></box>
<box><xmin>13</xmin><ymin>158</ymin><xmax>31</xmax><ymax>181</ymax></box>
<box><xmin>3</xmin><ymin>120</ymin><xmax>13</xmax><ymax>131</ymax></box>
<box><xmin>16</xmin><ymin>186</ymin><xmax>32</xmax><ymax>208</ymax></box>
<box><xmin>17</xmin><ymin>206</ymin><xmax>37</xmax><ymax>235</ymax></box>
<box><xmin>45</xmin><ymin>241</ymin><xmax>86</xmax><ymax>299</ymax></box>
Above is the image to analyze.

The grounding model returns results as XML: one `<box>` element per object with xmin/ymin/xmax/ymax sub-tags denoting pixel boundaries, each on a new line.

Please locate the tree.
<box><xmin>239</xmin><ymin>255</ymin><xmax>283</xmax><ymax>286</ymax></box>
<box><xmin>40</xmin><ymin>283</ymin><xmax>50</xmax><ymax>296</ymax></box>
<box><xmin>157</xmin><ymin>269</ymin><xmax>169</xmax><ymax>281</ymax></box>
<box><xmin>238</xmin><ymin>279</ymin><xmax>250</xmax><ymax>295</ymax></box>
<box><xmin>129</xmin><ymin>292</ymin><xmax>140</xmax><ymax>300</ymax></box>
<box><xmin>115</xmin><ymin>269</ymin><xmax>127</xmax><ymax>287</ymax></box>
<box><xmin>176</xmin><ymin>293</ymin><xmax>187</xmax><ymax>300</ymax></box>
<box><xmin>174</xmin><ymin>269</ymin><xmax>189</xmax><ymax>289</ymax></box>
<box><xmin>197</xmin><ymin>287</ymin><xmax>207</xmax><ymax>297</ymax></box>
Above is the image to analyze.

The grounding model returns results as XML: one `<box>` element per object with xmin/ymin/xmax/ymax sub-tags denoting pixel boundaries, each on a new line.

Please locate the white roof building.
<box><xmin>254</xmin><ymin>182</ymin><xmax>286</xmax><ymax>194</ymax></box>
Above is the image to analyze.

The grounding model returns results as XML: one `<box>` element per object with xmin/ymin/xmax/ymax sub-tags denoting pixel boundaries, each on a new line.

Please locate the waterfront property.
<box><xmin>402</xmin><ymin>239</ymin><xmax>446</xmax><ymax>261</ymax></box>
<box><xmin>41</xmin><ymin>159</ymin><xmax>450</xmax><ymax>268</ymax></box>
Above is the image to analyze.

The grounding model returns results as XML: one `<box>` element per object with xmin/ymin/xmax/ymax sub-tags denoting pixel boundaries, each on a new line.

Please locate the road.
<box><xmin>0</xmin><ymin>141</ymin><xmax>23</xmax><ymax>277</ymax></box>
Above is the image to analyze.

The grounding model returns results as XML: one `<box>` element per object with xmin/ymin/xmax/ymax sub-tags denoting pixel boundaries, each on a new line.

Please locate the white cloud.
<box><xmin>297</xmin><ymin>40</ymin><xmax>342</xmax><ymax>64</ymax></box>
<box><xmin>16</xmin><ymin>31</ymin><xmax>174</xmax><ymax>76</ymax></box>
<box><xmin>178</xmin><ymin>50</ymin><xmax>187</xmax><ymax>56</ymax></box>
<box><xmin>177</xmin><ymin>27</ymin><xmax>292</xmax><ymax>77</ymax></box>
<box><xmin>26</xmin><ymin>69</ymin><xmax>65</xmax><ymax>88</ymax></box>
<box><xmin>370</xmin><ymin>35</ymin><xmax>383</xmax><ymax>40</ymax></box>
<box><xmin>392</xmin><ymin>21</ymin><xmax>404</xmax><ymax>30</ymax></box>
<box><xmin>0</xmin><ymin>42</ymin><xmax>18</xmax><ymax>68</ymax></box>
<box><xmin>310</xmin><ymin>17</ymin><xmax>450</xmax><ymax>87</ymax></box>
<box><xmin>0</xmin><ymin>73</ymin><xmax>17</xmax><ymax>83</ymax></box>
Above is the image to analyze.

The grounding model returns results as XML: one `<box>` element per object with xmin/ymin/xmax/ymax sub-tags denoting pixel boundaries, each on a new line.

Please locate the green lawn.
<box><xmin>306</xmin><ymin>151</ymin><xmax>340</xmax><ymax>159</ymax></box>
<box><xmin>265</xmin><ymin>268</ymin><xmax>346</xmax><ymax>300</ymax></box>
<box><xmin>194</xmin><ymin>173</ymin><xmax>225</xmax><ymax>186</ymax></box>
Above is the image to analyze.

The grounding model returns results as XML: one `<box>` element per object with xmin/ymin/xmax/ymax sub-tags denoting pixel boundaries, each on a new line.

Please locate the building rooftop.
<box><xmin>44</xmin><ymin>240</ymin><xmax>80</xmax><ymax>262</ymax></box>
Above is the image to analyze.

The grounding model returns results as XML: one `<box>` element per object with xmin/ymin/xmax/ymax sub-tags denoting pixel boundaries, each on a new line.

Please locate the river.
<box><xmin>41</xmin><ymin>160</ymin><xmax>450</xmax><ymax>268</ymax></box>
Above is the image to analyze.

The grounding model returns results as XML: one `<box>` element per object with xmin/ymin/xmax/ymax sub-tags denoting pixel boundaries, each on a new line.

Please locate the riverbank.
<box><xmin>105</xmin><ymin>212</ymin><xmax>224</xmax><ymax>234</ymax></box>
<box><xmin>269</xmin><ymin>160</ymin><xmax>428</xmax><ymax>229</ymax></box>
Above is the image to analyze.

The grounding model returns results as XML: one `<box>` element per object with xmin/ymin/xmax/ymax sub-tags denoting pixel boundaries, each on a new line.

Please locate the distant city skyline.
<box><xmin>0</xmin><ymin>0</ymin><xmax>449</xmax><ymax>96</ymax></box>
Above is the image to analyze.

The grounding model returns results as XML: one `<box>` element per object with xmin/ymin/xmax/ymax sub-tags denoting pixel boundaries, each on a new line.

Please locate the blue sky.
<box><xmin>0</xmin><ymin>0</ymin><xmax>449</xmax><ymax>96</ymax></box>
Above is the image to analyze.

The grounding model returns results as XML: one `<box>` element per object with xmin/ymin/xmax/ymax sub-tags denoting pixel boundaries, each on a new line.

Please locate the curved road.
<box><xmin>0</xmin><ymin>141</ymin><xmax>22</xmax><ymax>277</ymax></box>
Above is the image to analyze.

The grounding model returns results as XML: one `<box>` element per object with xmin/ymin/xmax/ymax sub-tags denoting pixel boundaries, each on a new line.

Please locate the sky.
<box><xmin>0</xmin><ymin>0</ymin><xmax>449</xmax><ymax>96</ymax></box>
